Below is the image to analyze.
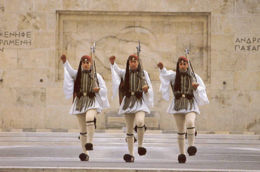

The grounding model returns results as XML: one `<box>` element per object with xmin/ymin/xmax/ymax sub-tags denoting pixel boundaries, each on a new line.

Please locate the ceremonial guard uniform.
<box><xmin>110</xmin><ymin>54</ymin><xmax>153</xmax><ymax>162</ymax></box>
<box><xmin>158</xmin><ymin>56</ymin><xmax>209</xmax><ymax>163</ymax></box>
<box><xmin>62</xmin><ymin>54</ymin><xmax>109</xmax><ymax>161</ymax></box>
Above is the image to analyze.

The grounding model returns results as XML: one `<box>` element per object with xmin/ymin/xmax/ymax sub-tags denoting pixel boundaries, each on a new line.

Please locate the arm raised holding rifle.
<box><xmin>91</xmin><ymin>42</ymin><xmax>100</xmax><ymax>93</ymax></box>
<box><xmin>136</xmin><ymin>41</ymin><xmax>149</xmax><ymax>93</ymax></box>
<box><xmin>185</xmin><ymin>48</ymin><xmax>199</xmax><ymax>90</ymax></box>
<box><xmin>157</xmin><ymin>48</ymin><xmax>209</xmax><ymax>164</ymax></box>
<box><xmin>109</xmin><ymin>41</ymin><xmax>154</xmax><ymax>163</ymax></box>
<box><xmin>60</xmin><ymin>42</ymin><xmax>109</xmax><ymax>162</ymax></box>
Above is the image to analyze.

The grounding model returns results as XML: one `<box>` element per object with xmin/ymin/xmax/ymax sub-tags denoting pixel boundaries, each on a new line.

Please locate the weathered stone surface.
<box><xmin>34</xmin><ymin>0</ymin><xmax>62</xmax><ymax>12</ymax></box>
<box><xmin>0</xmin><ymin>0</ymin><xmax>259</xmax><ymax>133</ymax></box>
<box><xmin>45</xmin><ymin>105</ymin><xmax>77</xmax><ymax>129</ymax></box>
<box><xmin>33</xmin><ymin>32</ymin><xmax>55</xmax><ymax>48</ymax></box>
<box><xmin>17</xmin><ymin>12</ymin><xmax>47</xmax><ymax>31</ymax></box>
<box><xmin>5</xmin><ymin>0</ymin><xmax>33</xmax><ymax>13</ymax></box>
<box><xmin>3</xmin><ymin>69</ymin><xmax>49</xmax><ymax>88</ymax></box>
<box><xmin>57</xmin><ymin>12</ymin><xmax>209</xmax><ymax>81</ymax></box>
<box><xmin>235</xmin><ymin>0</ymin><xmax>260</xmax><ymax>15</ymax></box>
<box><xmin>17</xmin><ymin>49</ymin><xmax>50</xmax><ymax>69</ymax></box>
<box><xmin>16</xmin><ymin>88</ymin><xmax>46</xmax><ymax>107</ymax></box>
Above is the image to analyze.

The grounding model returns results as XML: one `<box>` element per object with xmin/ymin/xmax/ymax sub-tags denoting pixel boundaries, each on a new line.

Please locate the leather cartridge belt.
<box><xmin>77</xmin><ymin>91</ymin><xmax>95</xmax><ymax>98</ymax></box>
<box><xmin>174</xmin><ymin>93</ymin><xmax>194</xmax><ymax>100</ymax></box>
<box><xmin>125</xmin><ymin>91</ymin><xmax>142</xmax><ymax>99</ymax></box>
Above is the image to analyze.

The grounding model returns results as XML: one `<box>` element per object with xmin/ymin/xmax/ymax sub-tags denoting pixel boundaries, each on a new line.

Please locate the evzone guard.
<box><xmin>157</xmin><ymin>55</ymin><xmax>209</xmax><ymax>163</ymax></box>
<box><xmin>61</xmin><ymin>44</ymin><xmax>109</xmax><ymax>161</ymax></box>
<box><xmin>109</xmin><ymin>43</ymin><xmax>154</xmax><ymax>162</ymax></box>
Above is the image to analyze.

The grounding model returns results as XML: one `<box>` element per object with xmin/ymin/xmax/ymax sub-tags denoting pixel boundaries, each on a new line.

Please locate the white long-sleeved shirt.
<box><xmin>111</xmin><ymin>63</ymin><xmax>154</xmax><ymax>114</ymax></box>
<box><xmin>159</xmin><ymin>67</ymin><xmax>209</xmax><ymax>114</ymax></box>
<box><xmin>63</xmin><ymin>61</ymin><xmax>110</xmax><ymax>115</ymax></box>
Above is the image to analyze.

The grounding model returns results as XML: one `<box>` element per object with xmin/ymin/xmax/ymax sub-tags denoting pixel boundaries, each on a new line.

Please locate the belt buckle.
<box><xmin>83</xmin><ymin>92</ymin><xmax>87</xmax><ymax>96</ymax></box>
<box><xmin>182</xmin><ymin>94</ymin><xmax>185</xmax><ymax>98</ymax></box>
<box><xmin>131</xmin><ymin>92</ymin><xmax>135</xmax><ymax>96</ymax></box>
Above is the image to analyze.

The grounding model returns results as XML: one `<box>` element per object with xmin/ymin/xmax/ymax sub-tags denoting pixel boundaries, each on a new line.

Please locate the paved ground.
<box><xmin>0</xmin><ymin>131</ymin><xmax>259</xmax><ymax>172</ymax></box>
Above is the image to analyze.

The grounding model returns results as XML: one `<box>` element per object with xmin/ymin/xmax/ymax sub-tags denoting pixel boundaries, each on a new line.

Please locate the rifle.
<box><xmin>136</xmin><ymin>41</ymin><xmax>147</xmax><ymax>88</ymax></box>
<box><xmin>90</xmin><ymin>42</ymin><xmax>99</xmax><ymax>88</ymax></box>
<box><xmin>185</xmin><ymin>48</ymin><xmax>197</xmax><ymax>82</ymax></box>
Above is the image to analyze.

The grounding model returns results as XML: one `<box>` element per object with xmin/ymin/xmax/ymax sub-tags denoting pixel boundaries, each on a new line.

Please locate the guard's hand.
<box><xmin>93</xmin><ymin>87</ymin><xmax>100</xmax><ymax>93</ymax></box>
<box><xmin>61</xmin><ymin>54</ymin><xmax>66</xmax><ymax>64</ymax></box>
<box><xmin>157</xmin><ymin>62</ymin><xmax>163</xmax><ymax>70</ymax></box>
<box><xmin>142</xmin><ymin>85</ymin><xmax>149</xmax><ymax>93</ymax></box>
<box><xmin>109</xmin><ymin>56</ymin><xmax>116</xmax><ymax>65</ymax></box>
<box><xmin>192</xmin><ymin>82</ymin><xmax>199</xmax><ymax>90</ymax></box>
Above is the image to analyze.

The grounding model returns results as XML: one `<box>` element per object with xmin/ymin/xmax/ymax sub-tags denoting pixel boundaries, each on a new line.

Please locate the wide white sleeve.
<box><xmin>143</xmin><ymin>71</ymin><xmax>154</xmax><ymax>108</ymax></box>
<box><xmin>193</xmin><ymin>74</ymin><xmax>209</xmax><ymax>106</ymax></box>
<box><xmin>159</xmin><ymin>67</ymin><xmax>176</xmax><ymax>101</ymax></box>
<box><xmin>63</xmin><ymin>61</ymin><xmax>77</xmax><ymax>79</ymax></box>
<box><xmin>110</xmin><ymin>63</ymin><xmax>125</xmax><ymax>99</ymax></box>
<box><xmin>63</xmin><ymin>66</ymin><xmax>75</xmax><ymax>99</ymax></box>
<box><xmin>96</xmin><ymin>73</ymin><xmax>110</xmax><ymax>108</ymax></box>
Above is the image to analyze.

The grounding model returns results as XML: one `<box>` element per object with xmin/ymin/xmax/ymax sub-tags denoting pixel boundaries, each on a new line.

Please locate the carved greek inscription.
<box><xmin>0</xmin><ymin>31</ymin><xmax>32</xmax><ymax>52</ymax></box>
<box><xmin>234</xmin><ymin>37</ymin><xmax>260</xmax><ymax>52</ymax></box>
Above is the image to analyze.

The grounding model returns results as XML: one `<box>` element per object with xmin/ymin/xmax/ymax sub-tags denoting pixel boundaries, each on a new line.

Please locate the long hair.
<box><xmin>123</xmin><ymin>59</ymin><xmax>130</xmax><ymax>94</ymax></box>
<box><xmin>73</xmin><ymin>61</ymin><xmax>82</xmax><ymax>94</ymax></box>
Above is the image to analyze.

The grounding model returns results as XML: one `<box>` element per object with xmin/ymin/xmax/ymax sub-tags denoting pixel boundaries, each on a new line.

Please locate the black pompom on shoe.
<box><xmin>138</xmin><ymin>147</ymin><xmax>147</xmax><ymax>156</ymax></box>
<box><xmin>187</xmin><ymin>146</ymin><xmax>197</xmax><ymax>156</ymax></box>
<box><xmin>79</xmin><ymin>153</ymin><xmax>89</xmax><ymax>161</ymax></box>
<box><xmin>178</xmin><ymin>154</ymin><xmax>186</xmax><ymax>163</ymax></box>
<box><xmin>85</xmin><ymin>143</ymin><xmax>93</xmax><ymax>150</ymax></box>
<box><xmin>123</xmin><ymin>154</ymin><xmax>134</xmax><ymax>162</ymax></box>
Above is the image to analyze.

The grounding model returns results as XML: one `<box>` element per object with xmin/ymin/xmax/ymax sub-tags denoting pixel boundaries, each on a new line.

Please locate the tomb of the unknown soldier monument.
<box><xmin>0</xmin><ymin>0</ymin><xmax>259</xmax><ymax>171</ymax></box>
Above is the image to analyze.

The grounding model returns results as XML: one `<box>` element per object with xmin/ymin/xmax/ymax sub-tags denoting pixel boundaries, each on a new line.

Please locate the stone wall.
<box><xmin>0</xmin><ymin>0</ymin><xmax>259</xmax><ymax>133</ymax></box>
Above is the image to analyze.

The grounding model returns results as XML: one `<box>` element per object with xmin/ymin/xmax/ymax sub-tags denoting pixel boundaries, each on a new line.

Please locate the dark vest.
<box><xmin>122</xmin><ymin>71</ymin><xmax>147</xmax><ymax>110</ymax></box>
<box><xmin>171</xmin><ymin>73</ymin><xmax>194</xmax><ymax>111</ymax></box>
<box><xmin>75</xmin><ymin>71</ymin><xmax>95</xmax><ymax>111</ymax></box>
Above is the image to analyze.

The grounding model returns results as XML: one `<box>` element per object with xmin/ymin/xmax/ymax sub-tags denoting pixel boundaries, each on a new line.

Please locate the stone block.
<box><xmin>46</xmin><ymin>87</ymin><xmax>70</xmax><ymax>106</ymax></box>
<box><xmin>209</xmin><ymin>0</ymin><xmax>234</xmax><ymax>15</ymax></box>
<box><xmin>17</xmin><ymin>12</ymin><xmax>47</xmax><ymax>31</ymax></box>
<box><xmin>246</xmin><ymin>54</ymin><xmax>260</xmax><ymax>72</ymax></box>
<box><xmin>212</xmin><ymin>15</ymin><xmax>234</xmax><ymax>34</ymax></box>
<box><xmin>15</xmin><ymin>87</ymin><xmax>46</xmax><ymax>107</ymax></box>
<box><xmin>0</xmin><ymin>54</ymin><xmax>18</xmax><ymax>70</ymax></box>
<box><xmin>45</xmin><ymin>105</ymin><xmax>77</xmax><ymax>129</ymax></box>
<box><xmin>235</xmin><ymin>0</ymin><xmax>260</xmax><ymax>15</ymax></box>
<box><xmin>34</xmin><ymin>0</ymin><xmax>62</xmax><ymax>12</ymax></box>
<box><xmin>47</xmin><ymin>12</ymin><xmax>56</xmax><ymax>31</ymax></box>
<box><xmin>232</xmin><ymin>16</ymin><xmax>260</xmax><ymax>33</ymax></box>
<box><xmin>63</xmin><ymin>21</ymin><xmax>77</xmax><ymax>33</ymax></box>
<box><xmin>205</xmin><ymin>104</ymin><xmax>233</xmax><ymax>131</ymax></box>
<box><xmin>62</xmin><ymin>0</ymin><xmax>87</xmax><ymax>10</ymax></box>
<box><xmin>5</xmin><ymin>0</ymin><xmax>33</xmax><ymax>13</ymax></box>
<box><xmin>210</xmin><ymin>71</ymin><xmax>234</xmax><ymax>90</ymax></box>
<box><xmin>0</xmin><ymin>88</ymin><xmax>16</xmax><ymax>105</ymax></box>
<box><xmin>3</xmin><ymin>69</ymin><xmax>49</xmax><ymax>88</ymax></box>
<box><xmin>33</xmin><ymin>32</ymin><xmax>55</xmax><ymax>48</ymax></box>
<box><xmin>248</xmin><ymin>91</ymin><xmax>260</xmax><ymax>109</ymax></box>
<box><xmin>211</xmin><ymin>34</ymin><xmax>234</xmax><ymax>51</ymax></box>
<box><xmin>0</xmin><ymin>105</ymin><xmax>46</xmax><ymax>129</ymax></box>
<box><xmin>2</xmin><ymin>13</ymin><xmax>23</xmax><ymax>30</ymax></box>
<box><xmin>17</xmin><ymin>49</ymin><xmax>50</xmax><ymax>69</ymax></box>
<box><xmin>233</xmin><ymin>71</ymin><xmax>260</xmax><ymax>91</ymax></box>
<box><xmin>246</xmin><ymin>110</ymin><xmax>260</xmax><ymax>134</ymax></box>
